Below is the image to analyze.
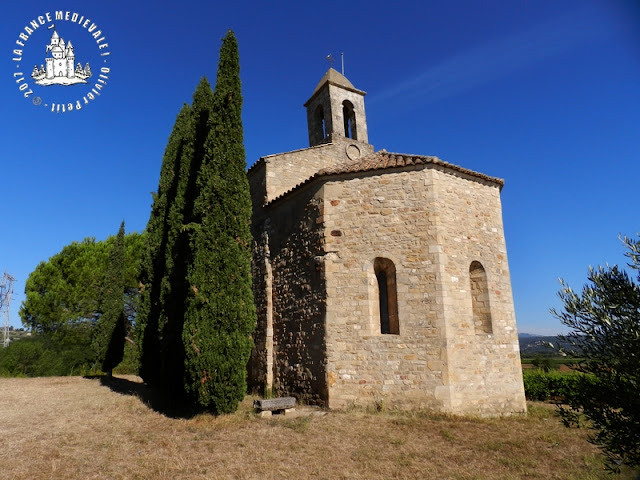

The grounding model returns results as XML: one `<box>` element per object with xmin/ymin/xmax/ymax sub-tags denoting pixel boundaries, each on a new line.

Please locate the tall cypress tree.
<box><xmin>93</xmin><ymin>221</ymin><xmax>126</xmax><ymax>376</ymax></box>
<box><xmin>137</xmin><ymin>104</ymin><xmax>192</xmax><ymax>386</ymax></box>
<box><xmin>138</xmin><ymin>78</ymin><xmax>216</xmax><ymax>396</ymax></box>
<box><xmin>159</xmin><ymin>78</ymin><xmax>215</xmax><ymax>396</ymax></box>
<box><xmin>182</xmin><ymin>30</ymin><xmax>257</xmax><ymax>413</ymax></box>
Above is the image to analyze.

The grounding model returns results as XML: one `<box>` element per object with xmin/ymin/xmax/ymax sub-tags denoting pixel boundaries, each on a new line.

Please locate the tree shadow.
<box><xmin>85</xmin><ymin>375</ymin><xmax>197</xmax><ymax>419</ymax></box>
<box><xmin>99</xmin><ymin>375</ymin><xmax>146</xmax><ymax>397</ymax></box>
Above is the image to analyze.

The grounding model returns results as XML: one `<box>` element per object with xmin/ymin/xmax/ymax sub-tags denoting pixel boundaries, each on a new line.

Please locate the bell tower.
<box><xmin>304</xmin><ymin>68</ymin><xmax>369</xmax><ymax>148</ymax></box>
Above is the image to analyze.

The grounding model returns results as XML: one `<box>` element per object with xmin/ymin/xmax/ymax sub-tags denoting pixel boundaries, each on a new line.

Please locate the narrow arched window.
<box><xmin>342</xmin><ymin>100</ymin><xmax>357</xmax><ymax>140</ymax></box>
<box><xmin>470</xmin><ymin>261</ymin><xmax>492</xmax><ymax>334</ymax></box>
<box><xmin>374</xmin><ymin>257</ymin><xmax>399</xmax><ymax>334</ymax></box>
<box><xmin>314</xmin><ymin>105</ymin><xmax>326</xmax><ymax>140</ymax></box>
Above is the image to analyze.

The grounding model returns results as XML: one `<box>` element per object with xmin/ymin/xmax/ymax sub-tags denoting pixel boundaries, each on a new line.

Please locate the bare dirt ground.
<box><xmin>0</xmin><ymin>375</ymin><xmax>637</xmax><ymax>480</ymax></box>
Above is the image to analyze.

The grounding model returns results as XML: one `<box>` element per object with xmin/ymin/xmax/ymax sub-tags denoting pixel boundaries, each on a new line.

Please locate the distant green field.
<box><xmin>521</xmin><ymin>356</ymin><xmax>585</xmax><ymax>366</ymax></box>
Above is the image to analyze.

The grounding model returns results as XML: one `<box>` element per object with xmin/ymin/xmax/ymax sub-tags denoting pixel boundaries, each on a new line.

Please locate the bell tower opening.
<box><xmin>314</xmin><ymin>104</ymin><xmax>326</xmax><ymax>142</ymax></box>
<box><xmin>304</xmin><ymin>68</ymin><xmax>369</xmax><ymax>147</ymax></box>
<box><xmin>342</xmin><ymin>100</ymin><xmax>357</xmax><ymax>140</ymax></box>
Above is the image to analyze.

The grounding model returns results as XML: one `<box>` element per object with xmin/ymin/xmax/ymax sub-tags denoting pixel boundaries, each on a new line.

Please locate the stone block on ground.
<box><xmin>253</xmin><ymin>397</ymin><xmax>296</xmax><ymax>412</ymax></box>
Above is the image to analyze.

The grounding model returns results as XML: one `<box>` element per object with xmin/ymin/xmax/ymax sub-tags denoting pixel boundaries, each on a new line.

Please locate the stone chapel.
<box><xmin>247</xmin><ymin>68</ymin><xmax>526</xmax><ymax>415</ymax></box>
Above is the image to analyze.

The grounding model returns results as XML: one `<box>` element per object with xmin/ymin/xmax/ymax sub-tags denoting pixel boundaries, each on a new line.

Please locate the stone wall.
<box><xmin>320</xmin><ymin>165</ymin><xmax>526</xmax><ymax>414</ymax></box>
<box><xmin>305</xmin><ymin>83</ymin><xmax>369</xmax><ymax>146</ymax></box>
<box><xmin>247</xmin><ymin>232</ymin><xmax>270</xmax><ymax>393</ymax></box>
<box><xmin>249</xmin><ymin>140</ymin><xmax>373</xmax><ymax>205</ymax></box>
<box><xmin>249</xmin><ymin>155</ymin><xmax>526</xmax><ymax>415</ymax></box>
<box><xmin>427</xmin><ymin>168</ymin><xmax>526</xmax><ymax>415</ymax></box>
<box><xmin>320</xmin><ymin>167</ymin><xmax>446</xmax><ymax>410</ymax></box>
<box><xmin>250</xmin><ymin>183</ymin><xmax>329</xmax><ymax>405</ymax></box>
<box><xmin>326</xmin><ymin>83</ymin><xmax>369</xmax><ymax>144</ymax></box>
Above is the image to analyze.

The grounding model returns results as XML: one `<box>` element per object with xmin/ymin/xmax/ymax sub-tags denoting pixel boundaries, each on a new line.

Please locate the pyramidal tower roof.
<box><xmin>308</xmin><ymin>68</ymin><xmax>366</xmax><ymax>100</ymax></box>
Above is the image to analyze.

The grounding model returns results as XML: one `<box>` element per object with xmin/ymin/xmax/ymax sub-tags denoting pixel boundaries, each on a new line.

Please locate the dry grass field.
<box><xmin>0</xmin><ymin>376</ymin><xmax>638</xmax><ymax>480</ymax></box>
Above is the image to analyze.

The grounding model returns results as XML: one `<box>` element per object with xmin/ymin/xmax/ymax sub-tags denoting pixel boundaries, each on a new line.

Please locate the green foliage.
<box><xmin>182</xmin><ymin>30</ymin><xmax>256</xmax><ymax>414</ymax></box>
<box><xmin>522</xmin><ymin>369</ymin><xmax>588</xmax><ymax>401</ymax></box>
<box><xmin>531</xmin><ymin>356</ymin><xmax>553</xmax><ymax>372</ymax></box>
<box><xmin>0</xmin><ymin>330</ymin><xmax>95</xmax><ymax>377</ymax></box>
<box><xmin>92</xmin><ymin>221</ymin><xmax>127</xmax><ymax>375</ymax></box>
<box><xmin>160</xmin><ymin>78</ymin><xmax>215</xmax><ymax>396</ymax></box>
<box><xmin>552</xmin><ymin>234</ymin><xmax>640</xmax><ymax>470</ymax></box>
<box><xmin>139</xmin><ymin>31</ymin><xmax>256</xmax><ymax>414</ymax></box>
<box><xmin>113</xmin><ymin>339</ymin><xmax>139</xmax><ymax>375</ymax></box>
<box><xmin>521</xmin><ymin>355</ymin><xmax>585</xmax><ymax>367</ymax></box>
<box><xmin>137</xmin><ymin>103</ymin><xmax>193</xmax><ymax>387</ymax></box>
<box><xmin>0</xmin><ymin>337</ymin><xmax>44</xmax><ymax>377</ymax></box>
<box><xmin>18</xmin><ymin>231</ymin><xmax>143</xmax><ymax>376</ymax></box>
<box><xmin>138</xmin><ymin>78</ymin><xmax>216</xmax><ymax>397</ymax></box>
<box><xmin>20</xmin><ymin>232</ymin><xmax>144</xmax><ymax>334</ymax></box>
<box><xmin>21</xmin><ymin>239</ymin><xmax>106</xmax><ymax>332</ymax></box>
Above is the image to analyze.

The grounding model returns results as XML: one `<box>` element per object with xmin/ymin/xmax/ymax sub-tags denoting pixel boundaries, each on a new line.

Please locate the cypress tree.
<box><xmin>182</xmin><ymin>30</ymin><xmax>257</xmax><ymax>413</ymax></box>
<box><xmin>93</xmin><ymin>221</ymin><xmax>126</xmax><ymax>376</ymax></box>
<box><xmin>138</xmin><ymin>78</ymin><xmax>216</xmax><ymax>396</ymax></box>
<box><xmin>159</xmin><ymin>77</ymin><xmax>215</xmax><ymax>396</ymax></box>
<box><xmin>137</xmin><ymin>104</ymin><xmax>192</xmax><ymax>386</ymax></box>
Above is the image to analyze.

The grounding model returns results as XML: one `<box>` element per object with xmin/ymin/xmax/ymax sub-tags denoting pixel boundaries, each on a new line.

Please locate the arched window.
<box><xmin>342</xmin><ymin>100</ymin><xmax>357</xmax><ymax>140</ymax></box>
<box><xmin>374</xmin><ymin>257</ymin><xmax>399</xmax><ymax>334</ymax></box>
<box><xmin>314</xmin><ymin>105</ymin><xmax>326</xmax><ymax>141</ymax></box>
<box><xmin>470</xmin><ymin>261</ymin><xmax>492</xmax><ymax>334</ymax></box>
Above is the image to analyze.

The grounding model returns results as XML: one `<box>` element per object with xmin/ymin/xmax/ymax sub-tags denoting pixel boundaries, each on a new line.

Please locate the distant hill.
<box><xmin>518</xmin><ymin>334</ymin><xmax>570</xmax><ymax>356</ymax></box>
<box><xmin>517</xmin><ymin>333</ymin><xmax>538</xmax><ymax>338</ymax></box>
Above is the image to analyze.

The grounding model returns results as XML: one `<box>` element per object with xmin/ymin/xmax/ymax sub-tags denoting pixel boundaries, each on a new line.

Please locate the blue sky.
<box><xmin>1</xmin><ymin>0</ymin><xmax>639</xmax><ymax>335</ymax></box>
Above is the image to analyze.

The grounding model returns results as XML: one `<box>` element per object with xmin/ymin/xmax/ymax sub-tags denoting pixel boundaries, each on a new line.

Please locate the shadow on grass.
<box><xmin>84</xmin><ymin>375</ymin><xmax>197</xmax><ymax>419</ymax></box>
<box><xmin>100</xmin><ymin>375</ymin><xmax>146</xmax><ymax>396</ymax></box>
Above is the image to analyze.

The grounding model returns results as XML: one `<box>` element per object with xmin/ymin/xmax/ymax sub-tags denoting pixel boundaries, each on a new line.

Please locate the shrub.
<box><xmin>113</xmin><ymin>340</ymin><xmax>139</xmax><ymax>375</ymax></box>
<box><xmin>0</xmin><ymin>330</ymin><xmax>95</xmax><ymax>377</ymax></box>
<box><xmin>531</xmin><ymin>356</ymin><xmax>553</xmax><ymax>372</ymax></box>
<box><xmin>551</xmin><ymin>235</ymin><xmax>640</xmax><ymax>470</ymax></box>
<box><xmin>523</xmin><ymin>369</ymin><xmax>591</xmax><ymax>402</ymax></box>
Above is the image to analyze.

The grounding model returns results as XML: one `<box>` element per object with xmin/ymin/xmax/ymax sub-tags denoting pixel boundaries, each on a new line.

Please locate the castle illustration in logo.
<box><xmin>31</xmin><ymin>28</ymin><xmax>92</xmax><ymax>86</ymax></box>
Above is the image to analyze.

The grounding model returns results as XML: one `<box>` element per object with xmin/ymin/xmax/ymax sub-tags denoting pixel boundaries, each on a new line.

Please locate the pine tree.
<box><xmin>92</xmin><ymin>221</ymin><xmax>126</xmax><ymax>376</ymax></box>
<box><xmin>182</xmin><ymin>30</ymin><xmax>257</xmax><ymax>413</ymax></box>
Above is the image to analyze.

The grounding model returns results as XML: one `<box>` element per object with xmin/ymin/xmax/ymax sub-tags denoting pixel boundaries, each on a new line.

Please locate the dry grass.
<box><xmin>0</xmin><ymin>376</ymin><xmax>638</xmax><ymax>480</ymax></box>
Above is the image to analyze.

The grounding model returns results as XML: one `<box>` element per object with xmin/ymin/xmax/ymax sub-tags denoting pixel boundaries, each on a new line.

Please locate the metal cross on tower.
<box><xmin>324</xmin><ymin>53</ymin><xmax>346</xmax><ymax>75</ymax></box>
<box><xmin>324</xmin><ymin>54</ymin><xmax>335</xmax><ymax>69</ymax></box>
<box><xmin>1</xmin><ymin>271</ymin><xmax>15</xmax><ymax>348</ymax></box>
